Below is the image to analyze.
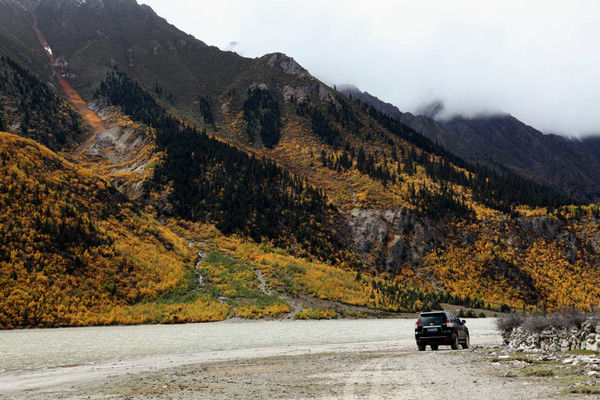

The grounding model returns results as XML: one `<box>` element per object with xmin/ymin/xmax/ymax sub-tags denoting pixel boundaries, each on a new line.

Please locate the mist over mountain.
<box><xmin>139</xmin><ymin>0</ymin><xmax>600</xmax><ymax>137</ymax></box>
<box><xmin>338</xmin><ymin>84</ymin><xmax>600</xmax><ymax>202</ymax></box>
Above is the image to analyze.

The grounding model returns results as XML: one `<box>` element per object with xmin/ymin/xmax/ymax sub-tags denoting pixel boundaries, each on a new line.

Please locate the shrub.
<box><xmin>497</xmin><ymin>309</ymin><xmax>589</xmax><ymax>335</ymax></box>
<box><xmin>557</xmin><ymin>308</ymin><xmax>587</xmax><ymax>329</ymax></box>
<box><xmin>522</xmin><ymin>310</ymin><xmax>587</xmax><ymax>333</ymax></box>
<box><xmin>496</xmin><ymin>313</ymin><xmax>524</xmax><ymax>335</ymax></box>
<box><xmin>458</xmin><ymin>309</ymin><xmax>479</xmax><ymax>318</ymax></box>
<box><xmin>521</xmin><ymin>314</ymin><xmax>557</xmax><ymax>333</ymax></box>
<box><xmin>499</xmin><ymin>304</ymin><xmax>512</xmax><ymax>313</ymax></box>
<box><xmin>294</xmin><ymin>308</ymin><xmax>337</xmax><ymax>320</ymax></box>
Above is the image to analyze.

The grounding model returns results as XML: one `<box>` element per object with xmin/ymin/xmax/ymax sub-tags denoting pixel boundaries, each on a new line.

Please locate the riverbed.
<box><xmin>0</xmin><ymin>318</ymin><xmax>516</xmax><ymax>399</ymax></box>
<box><xmin>0</xmin><ymin>318</ymin><xmax>499</xmax><ymax>372</ymax></box>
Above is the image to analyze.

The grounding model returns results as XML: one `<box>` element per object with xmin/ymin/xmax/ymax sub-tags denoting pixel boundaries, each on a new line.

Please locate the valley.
<box><xmin>0</xmin><ymin>0</ymin><xmax>600</xmax><ymax>331</ymax></box>
<box><xmin>1</xmin><ymin>1</ymin><xmax>599</xmax><ymax>399</ymax></box>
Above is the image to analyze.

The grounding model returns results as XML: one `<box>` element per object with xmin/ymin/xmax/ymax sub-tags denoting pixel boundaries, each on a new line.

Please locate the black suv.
<box><xmin>415</xmin><ymin>311</ymin><xmax>469</xmax><ymax>351</ymax></box>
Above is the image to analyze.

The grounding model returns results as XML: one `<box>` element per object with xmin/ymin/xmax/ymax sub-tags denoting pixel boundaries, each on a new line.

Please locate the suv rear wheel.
<box><xmin>418</xmin><ymin>344</ymin><xmax>426</xmax><ymax>351</ymax></box>
<box><xmin>450</xmin><ymin>334</ymin><xmax>459</xmax><ymax>350</ymax></box>
<box><xmin>461</xmin><ymin>334</ymin><xmax>470</xmax><ymax>349</ymax></box>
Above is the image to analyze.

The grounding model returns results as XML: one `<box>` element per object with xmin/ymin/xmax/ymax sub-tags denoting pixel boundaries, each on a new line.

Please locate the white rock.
<box><xmin>586</xmin><ymin>341</ymin><xmax>599</xmax><ymax>352</ymax></box>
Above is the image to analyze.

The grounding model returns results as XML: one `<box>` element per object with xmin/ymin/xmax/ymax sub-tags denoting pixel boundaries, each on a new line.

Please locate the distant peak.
<box><xmin>337</xmin><ymin>83</ymin><xmax>406</xmax><ymax>120</ymax></box>
<box><xmin>263</xmin><ymin>52</ymin><xmax>309</xmax><ymax>78</ymax></box>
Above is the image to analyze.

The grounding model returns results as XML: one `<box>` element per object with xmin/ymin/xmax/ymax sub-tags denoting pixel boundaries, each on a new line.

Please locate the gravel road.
<box><xmin>0</xmin><ymin>319</ymin><xmax>569</xmax><ymax>399</ymax></box>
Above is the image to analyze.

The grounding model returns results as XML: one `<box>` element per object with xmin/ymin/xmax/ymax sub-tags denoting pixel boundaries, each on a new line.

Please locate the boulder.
<box><xmin>549</xmin><ymin>343</ymin><xmax>561</xmax><ymax>352</ymax></box>
<box><xmin>586</xmin><ymin>339</ymin><xmax>599</xmax><ymax>352</ymax></box>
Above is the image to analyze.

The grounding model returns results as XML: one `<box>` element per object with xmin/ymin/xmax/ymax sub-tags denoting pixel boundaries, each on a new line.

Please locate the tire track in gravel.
<box><xmin>342</xmin><ymin>357</ymin><xmax>387</xmax><ymax>400</ymax></box>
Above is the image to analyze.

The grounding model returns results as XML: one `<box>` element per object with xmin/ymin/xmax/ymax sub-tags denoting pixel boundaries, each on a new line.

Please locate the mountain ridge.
<box><xmin>338</xmin><ymin>84</ymin><xmax>600</xmax><ymax>202</ymax></box>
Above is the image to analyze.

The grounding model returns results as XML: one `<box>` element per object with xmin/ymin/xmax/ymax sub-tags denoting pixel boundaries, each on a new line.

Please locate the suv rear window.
<box><xmin>419</xmin><ymin>313</ymin><xmax>446</xmax><ymax>325</ymax></box>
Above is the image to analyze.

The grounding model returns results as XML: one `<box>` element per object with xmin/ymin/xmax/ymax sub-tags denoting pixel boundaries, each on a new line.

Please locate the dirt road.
<box><xmin>0</xmin><ymin>328</ymin><xmax>567</xmax><ymax>399</ymax></box>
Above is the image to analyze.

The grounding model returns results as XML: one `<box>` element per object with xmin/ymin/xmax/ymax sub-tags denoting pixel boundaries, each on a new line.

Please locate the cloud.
<box><xmin>140</xmin><ymin>0</ymin><xmax>600</xmax><ymax>136</ymax></box>
<box><xmin>225</xmin><ymin>41</ymin><xmax>239</xmax><ymax>53</ymax></box>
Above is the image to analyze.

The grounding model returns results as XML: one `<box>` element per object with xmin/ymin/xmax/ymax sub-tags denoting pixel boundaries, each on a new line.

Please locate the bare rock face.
<box><xmin>348</xmin><ymin>209</ymin><xmax>391</xmax><ymax>254</ymax></box>
<box><xmin>409</xmin><ymin>222</ymin><xmax>432</xmax><ymax>263</ymax></box>
<box><xmin>318</xmin><ymin>84</ymin><xmax>335</xmax><ymax>102</ymax></box>
<box><xmin>517</xmin><ymin>216</ymin><xmax>563</xmax><ymax>240</ymax></box>
<box><xmin>347</xmin><ymin>208</ymin><xmax>439</xmax><ymax>273</ymax></box>
<box><xmin>53</xmin><ymin>56</ymin><xmax>68</xmax><ymax>69</ymax></box>
<box><xmin>591</xmin><ymin>232</ymin><xmax>600</xmax><ymax>253</ymax></box>
<box><xmin>282</xmin><ymin>85</ymin><xmax>307</xmax><ymax>103</ymax></box>
<box><xmin>82</xmin><ymin>102</ymin><xmax>153</xmax><ymax>198</ymax></box>
<box><xmin>385</xmin><ymin>236</ymin><xmax>406</xmax><ymax>274</ymax></box>
<box><xmin>266</xmin><ymin>52</ymin><xmax>309</xmax><ymax>78</ymax></box>
<box><xmin>249</xmin><ymin>82</ymin><xmax>268</xmax><ymax>91</ymax></box>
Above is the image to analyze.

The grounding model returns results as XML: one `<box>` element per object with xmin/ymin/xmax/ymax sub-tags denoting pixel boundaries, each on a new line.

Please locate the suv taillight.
<box><xmin>445</xmin><ymin>319</ymin><xmax>450</xmax><ymax>324</ymax></box>
<box><xmin>415</xmin><ymin>320</ymin><xmax>419</xmax><ymax>326</ymax></box>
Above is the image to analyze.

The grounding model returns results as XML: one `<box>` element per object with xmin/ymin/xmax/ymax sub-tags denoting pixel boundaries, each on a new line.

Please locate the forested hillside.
<box><xmin>89</xmin><ymin>65</ymin><xmax>600</xmax><ymax>313</ymax></box>
<box><xmin>1</xmin><ymin>0</ymin><xmax>600</xmax><ymax>329</ymax></box>
<box><xmin>0</xmin><ymin>132</ymin><xmax>203</xmax><ymax>327</ymax></box>
<box><xmin>94</xmin><ymin>70</ymin><xmax>353</xmax><ymax>265</ymax></box>
<box><xmin>0</xmin><ymin>131</ymin><xmax>485</xmax><ymax>328</ymax></box>
<box><xmin>0</xmin><ymin>56</ymin><xmax>83</xmax><ymax>149</ymax></box>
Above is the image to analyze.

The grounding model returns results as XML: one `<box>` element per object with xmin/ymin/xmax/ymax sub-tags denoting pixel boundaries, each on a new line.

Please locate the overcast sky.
<box><xmin>140</xmin><ymin>0</ymin><xmax>600</xmax><ymax>137</ymax></box>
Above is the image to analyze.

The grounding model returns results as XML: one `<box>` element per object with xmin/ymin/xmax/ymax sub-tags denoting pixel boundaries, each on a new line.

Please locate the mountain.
<box><xmin>442</xmin><ymin>115</ymin><xmax>600</xmax><ymax>202</ymax></box>
<box><xmin>1</xmin><ymin>0</ymin><xmax>600</xmax><ymax>327</ymax></box>
<box><xmin>337</xmin><ymin>84</ymin><xmax>406</xmax><ymax>120</ymax></box>
<box><xmin>0</xmin><ymin>0</ymin><xmax>50</xmax><ymax>80</ymax></box>
<box><xmin>338</xmin><ymin>85</ymin><xmax>600</xmax><ymax>202</ymax></box>
<box><xmin>337</xmin><ymin>84</ymin><xmax>473</xmax><ymax>157</ymax></box>
<box><xmin>0</xmin><ymin>55</ymin><xmax>83</xmax><ymax>149</ymax></box>
<box><xmin>24</xmin><ymin>0</ymin><xmax>251</xmax><ymax>122</ymax></box>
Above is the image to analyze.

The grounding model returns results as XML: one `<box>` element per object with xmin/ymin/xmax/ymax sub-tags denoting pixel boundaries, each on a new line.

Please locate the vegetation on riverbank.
<box><xmin>496</xmin><ymin>310</ymin><xmax>593</xmax><ymax>336</ymax></box>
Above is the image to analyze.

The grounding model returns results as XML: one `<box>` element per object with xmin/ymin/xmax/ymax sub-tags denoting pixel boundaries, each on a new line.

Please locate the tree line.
<box><xmin>243</xmin><ymin>86</ymin><xmax>281</xmax><ymax>148</ymax></box>
<box><xmin>0</xmin><ymin>56</ymin><xmax>83</xmax><ymax>150</ymax></box>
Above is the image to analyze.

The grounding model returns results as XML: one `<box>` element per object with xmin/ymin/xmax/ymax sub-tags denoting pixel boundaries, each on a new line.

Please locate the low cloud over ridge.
<box><xmin>141</xmin><ymin>0</ymin><xmax>600</xmax><ymax>137</ymax></box>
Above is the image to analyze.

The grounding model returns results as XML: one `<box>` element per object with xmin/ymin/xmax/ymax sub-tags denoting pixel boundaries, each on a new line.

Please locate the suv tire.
<box><xmin>418</xmin><ymin>344</ymin><xmax>426</xmax><ymax>351</ymax></box>
<box><xmin>461</xmin><ymin>335</ymin><xmax>471</xmax><ymax>349</ymax></box>
<box><xmin>461</xmin><ymin>334</ymin><xmax>470</xmax><ymax>349</ymax></box>
<box><xmin>450</xmin><ymin>334</ymin><xmax>459</xmax><ymax>350</ymax></box>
